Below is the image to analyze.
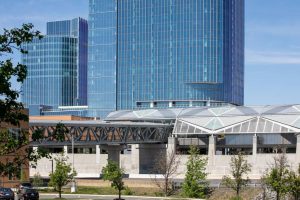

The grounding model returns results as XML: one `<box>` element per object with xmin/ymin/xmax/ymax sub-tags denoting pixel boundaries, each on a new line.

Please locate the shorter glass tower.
<box><xmin>22</xmin><ymin>18</ymin><xmax>88</xmax><ymax>111</ymax></box>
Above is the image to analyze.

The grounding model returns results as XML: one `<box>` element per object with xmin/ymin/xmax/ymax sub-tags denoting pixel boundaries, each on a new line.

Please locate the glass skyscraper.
<box><xmin>88</xmin><ymin>0</ymin><xmax>244</xmax><ymax>117</ymax></box>
<box><xmin>88</xmin><ymin>0</ymin><xmax>117</xmax><ymax>117</ymax></box>
<box><xmin>22</xmin><ymin>18</ymin><xmax>88</xmax><ymax>111</ymax></box>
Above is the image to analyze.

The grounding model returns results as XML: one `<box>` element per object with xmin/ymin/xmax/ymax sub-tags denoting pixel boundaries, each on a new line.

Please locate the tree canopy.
<box><xmin>287</xmin><ymin>164</ymin><xmax>300</xmax><ymax>200</ymax></box>
<box><xmin>182</xmin><ymin>145</ymin><xmax>208</xmax><ymax>198</ymax></box>
<box><xmin>49</xmin><ymin>154</ymin><xmax>76</xmax><ymax>198</ymax></box>
<box><xmin>0</xmin><ymin>23</ymin><xmax>42</xmax><ymax>125</ymax></box>
<box><xmin>0</xmin><ymin>24</ymin><xmax>64</xmax><ymax>179</ymax></box>
<box><xmin>102</xmin><ymin>160</ymin><xmax>125</xmax><ymax>200</ymax></box>
<box><xmin>263</xmin><ymin>154</ymin><xmax>291</xmax><ymax>200</ymax></box>
<box><xmin>222</xmin><ymin>152</ymin><xmax>252</xmax><ymax>198</ymax></box>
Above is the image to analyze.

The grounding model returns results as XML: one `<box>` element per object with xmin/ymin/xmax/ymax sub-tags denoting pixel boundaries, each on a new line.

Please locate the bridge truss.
<box><xmin>29</xmin><ymin>120</ymin><xmax>173</xmax><ymax>146</ymax></box>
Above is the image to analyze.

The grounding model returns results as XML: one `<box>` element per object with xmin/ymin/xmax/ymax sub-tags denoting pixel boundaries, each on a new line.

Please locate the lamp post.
<box><xmin>71</xmin><ymin>133</ymin><xmax>76</xmax><ymax>192</ymax></box>
<box><xmin>51</xmin><ymin>159</ymin><xmax>53</xmax><ymax>174</ymax></box>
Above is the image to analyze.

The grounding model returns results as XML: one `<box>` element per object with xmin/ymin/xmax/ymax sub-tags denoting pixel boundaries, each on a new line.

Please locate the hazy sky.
<box><xmin>1</xmin><ymin>0</ymin><xmax>300</xmax><ymax>106</ymax></box>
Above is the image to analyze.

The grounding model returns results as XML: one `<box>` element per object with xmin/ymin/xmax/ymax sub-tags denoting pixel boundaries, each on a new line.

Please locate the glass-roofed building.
<box><xmin>106</xmin><ymin>104</ymin><xmax>300</xmax><ymax>155</ymax></box>
<box><xmin>30</xmin><ymin>104</ymin><xmax>300</xmax><ymax>180</ymax></box>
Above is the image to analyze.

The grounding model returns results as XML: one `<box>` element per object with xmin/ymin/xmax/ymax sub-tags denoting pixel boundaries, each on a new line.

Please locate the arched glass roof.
<box><xmin>106</xmin><ymin>105</ymin><xmax>300</xmax><ymax>135</ymax></box>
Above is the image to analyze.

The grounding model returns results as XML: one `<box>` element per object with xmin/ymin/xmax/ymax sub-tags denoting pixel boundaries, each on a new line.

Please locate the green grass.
<box><xmin>40</xmin><ymin>186</ymin><xmax>159</xmax><ymax>196</ymax></box>
<box><xmin>76</xmin><ymin>186</ymin><xmax>117</xmax><ymax>195</ymax></box>
<box><xmin>39</xmin><ymin>186</ymin><xmax>191</xmax><ymax>199</ymax></box>
<box><xmin>39</xmin><ymin>186</ymin><xmax>262</xmax><ymax>200</ymax></box>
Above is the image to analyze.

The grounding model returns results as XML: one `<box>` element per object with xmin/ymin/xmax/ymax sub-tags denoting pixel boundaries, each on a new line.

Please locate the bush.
<box><xmin>123</xmin><ymin>186</ymin><xmax>134</xmax><ymax>195</ymax></box>
<box><xmin>230</xmin><ymin>196</ymin><xmax>243</xmax><ymax>200</ymax></box>
<box><xmin>154</xmin><ymin>191</ymin><xmax>164</xmax><ymax>196</ymax></box>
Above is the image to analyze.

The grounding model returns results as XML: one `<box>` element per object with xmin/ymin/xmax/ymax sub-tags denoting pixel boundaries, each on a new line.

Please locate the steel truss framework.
<box><xmin>29</xmin><ymin>122</ymin><xmax>173</xmax><ymax>146</ymax></box>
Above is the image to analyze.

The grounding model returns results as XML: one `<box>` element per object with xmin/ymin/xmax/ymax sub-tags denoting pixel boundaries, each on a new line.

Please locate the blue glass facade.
<box><xmin>88</xmin><ymin>0</ymin><xmax>117</xmax><ymax>118</ymax></box>
<box><xmin>22</xmin><ymin>18</ymin><xmax>88</xmax><ymax>111</ymax></box>
<box><xmin>88</xmin><ymin>0</ymin><xmax>244</xmax><ymax>117</ymax></box>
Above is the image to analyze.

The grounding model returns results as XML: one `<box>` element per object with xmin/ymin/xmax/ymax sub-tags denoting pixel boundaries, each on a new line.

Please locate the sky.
<box><xmin>1</xmin><ymin>0</ymin><xmax>300</xmax><ymax>106</ymax></box>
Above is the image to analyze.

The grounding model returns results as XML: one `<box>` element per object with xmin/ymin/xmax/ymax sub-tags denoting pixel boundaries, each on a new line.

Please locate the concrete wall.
<box><xmin>31</xmin><ymin>154</ymin><xmax>108</xmax><ymax>178</ymax></box>
<box><xmin>173</xmin><ymin>153</ymin><xmax>298</xmax><ymax>180</ymax></box>
<box><xmin>30</xmin><ymin>134</ymin><xmax>298</xmax><ymax>181</ymax></box>
<box><xmin>31</xmin><ymin>151</ymin><xmax>298</xmax><ymax>181</ymax></box>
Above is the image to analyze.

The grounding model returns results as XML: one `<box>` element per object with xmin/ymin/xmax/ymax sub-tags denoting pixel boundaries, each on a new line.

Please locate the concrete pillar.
<box><xmin>150</xmin><ymin>102</ymin><xmax>154</xmax><ymax>108</ymax></box>
<box><xmin>131</xmin><ymin>144</ymin><xmax>140</xmax><ymax>174</ymax></box>
<box><xmin>64</xmin><ymin>146</ymin><xmax>68</xmax><ymax>155</ymax></box>
<box><xmin>167</xmin><ymin>137</ymin><xmax>177</xmax><ymax>157</ymax></box>
<box><xmin>96</xmin><ymin>145</ymin><xmax>100</xmax><ymax>164</ymax></box>
<box><xmin>252</xmin><ymin>134</ymin><xmax>257</xmax><ymax>167</ymax></box>
<box><xmin>208</xmin><ymin>135</ymin><xmax>216</xmax><ymax>166</ymax></box>
<box><xmin>101</xmin><ymin>145</ymin><xmax>124</xmax><ymax>166</ymax></box>
<box><xmin>253</xmin><ymin>134</ymin><xmax>257</xmax><ymax>157</ymax></box>
<box><xmin>207</xmin><ymin>100</ymin><xmax>211</xmax><ymax>107</ymax></box>
<box><xmin>297</xmin><ymin>134</ymin><xmax>300</xmax><ymax>164</ymax></box>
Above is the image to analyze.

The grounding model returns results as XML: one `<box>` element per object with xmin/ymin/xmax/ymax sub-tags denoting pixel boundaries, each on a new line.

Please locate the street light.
<box><xmin>71</xmin><ymin>132</ymin><xmax>76</xmax><ymax>192</ymax></box>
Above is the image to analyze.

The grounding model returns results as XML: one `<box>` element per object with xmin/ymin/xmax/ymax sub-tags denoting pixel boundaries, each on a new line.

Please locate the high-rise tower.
<box><xmin>88</xmin><ymin>0</ymin><xmax>244</xmax><ymax>118</ymax></box>
<box><xmin>22</xmin><ymin>18</ymin><xmax>88</xmax><ymax>113</ymax></box>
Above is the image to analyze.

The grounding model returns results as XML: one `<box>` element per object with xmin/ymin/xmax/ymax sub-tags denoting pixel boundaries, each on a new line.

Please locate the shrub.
<box><xmin>123</xmin><ymin>186</ymin><xmax>134</xmax><ymax>195</ymax></box>
<box><xmin>230</xmin><ymin>196</ymin><xmax>243</xmax><ymax>200</ymax></box>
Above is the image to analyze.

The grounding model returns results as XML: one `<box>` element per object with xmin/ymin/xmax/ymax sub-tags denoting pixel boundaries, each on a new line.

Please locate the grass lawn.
<box><xmin>40</xmin><ymin>186</ymin><xmax>163</xmax><ymax>196</ymax></box>
<box><xmin>40</xmin><ymin>186</ymin><xmax>262</xmax><ymax>200</ymax></box>
<box><xmin>208</xmin><ymin>187</ymin><xmax>262</xmax><ymax>200</ymax></box>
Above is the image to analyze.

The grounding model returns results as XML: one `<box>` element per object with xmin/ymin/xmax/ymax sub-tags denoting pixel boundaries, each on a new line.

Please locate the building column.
<box><xmin>96</xmin><ymin>145</ymin><xmax>100</xmax><ymax>164</ymax></box>
<box><xmin>64</xmin><ymin>146</ymin><xmax>68</xmax><ymax>155</ymax></box>
<box><xmin>252</xmin><ymin>134</ymin><xmax>257</xmax><ymax>163</ymax></box>
<box><xmin>150</xmin><ymin>102</ymin><xmax>154</xmax><ymax>108</ymax></box>
<box><xmin>101</xmin><ymin>145</ymin><xmax>124</xmax><ymax>166</ymax></box>
<box><xmin>253</xmin><ymin>134</ymin><xmax>257</xmax><ymax>156</ymax></box>
<box><xmin>167</xmin><ymin>137</ymin><xmax>177</xmax><ymax>159</ymax></box>
<box><xmin>297</xmin><ymin>134</ymin><xmax>300</xmax><ymax>164</ymax></box>
<box><xmin>131</xmin><ymin>144</ymin><xmax>140</xmax><ymax>174</ymax></box>
<box><xmin>208</xmin><ymin>135</ymin><xmax>216</xmax><ymax>166</ymax></box>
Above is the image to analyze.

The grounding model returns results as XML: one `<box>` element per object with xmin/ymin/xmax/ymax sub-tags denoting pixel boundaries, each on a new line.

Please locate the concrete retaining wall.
<box><xmin>30</xmin><ymin>152</ymin><xmax>298</xmax><ymax>181</ymax></box>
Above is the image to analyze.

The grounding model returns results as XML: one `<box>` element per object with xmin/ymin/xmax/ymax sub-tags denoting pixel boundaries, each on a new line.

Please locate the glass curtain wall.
<box><xmin>117</xmin><ymin>0</ymin><xmax>244</xmax><ymax>110</ymax></box>
<box><xmin>88</xmin><ymin>0</ymin><xmax>117</xmax><ymax>118</ymax></box>
<box><xmin>22</xmin><ymin>36</ymin><xmax>77</xmax><ymax>108</ymax></box>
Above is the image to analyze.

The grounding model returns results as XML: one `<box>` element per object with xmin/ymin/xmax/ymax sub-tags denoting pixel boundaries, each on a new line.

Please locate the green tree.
<box><xmin>0</xmin><ymin>23</ymin><xmax>47</xmax><ymax>178</ymax></box>
<box><xmin>222</xmin><ymin>152</ymin><xmax>252</xmax><ymax>198</ymax></box>
<box><xmin>182</xmin><ymin>145</ymin><xmax>208</xmax><ymax>198</ymax></box>
<box><xmin>263</xmin><ymin>154</ymin><xmax>290</xmax><ymax>200</ymax></box>
<box><xmin>287</xmin><ymin>164</ymin><xmax>300</xmax><ymax>200</ymax></box>
<box><xmin>101</xmin><ymin>160</ymin><xmax>125</xmax><ymax>200</ymax></box>
<box><xmin>0</xmin><ymin>23</ymin><xmax>42</xmax><ymax>125</ymax></box>
<box><xmin>49</xmin><ymin>154</ymin><xmax>76</xmax><ymax>198</ymax></box>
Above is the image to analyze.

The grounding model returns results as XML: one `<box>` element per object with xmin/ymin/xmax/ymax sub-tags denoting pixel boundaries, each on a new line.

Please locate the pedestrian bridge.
<box><xmin>29</xmin><ymin>120</ymin><xmax>173</xmax><ymax>146</ymax></box>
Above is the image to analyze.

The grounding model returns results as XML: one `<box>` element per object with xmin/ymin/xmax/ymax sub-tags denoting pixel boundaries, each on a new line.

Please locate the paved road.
<box><xmin>40</xmin><ymin>193</ymin><xmax>202</xmax><ymax>200</ymax></box>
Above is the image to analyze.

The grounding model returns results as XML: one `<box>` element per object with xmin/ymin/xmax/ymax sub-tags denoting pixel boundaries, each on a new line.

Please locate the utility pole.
<box><xmin>71</xmin><ymin>133</ymin><xmax>76</xmax><ymax>192</ymax></box>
